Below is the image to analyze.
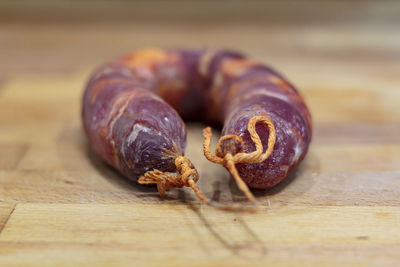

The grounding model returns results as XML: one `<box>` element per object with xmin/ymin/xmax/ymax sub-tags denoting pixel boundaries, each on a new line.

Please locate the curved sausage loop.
<box><xmin>202</xmin><ymin>116</ymin><xmax>277</xmax><ymax>211</ymax></box>
<box><xmin>138</xmin><ymin>156</ymin><xmax>259</xmax><ymax>213</ymax></box>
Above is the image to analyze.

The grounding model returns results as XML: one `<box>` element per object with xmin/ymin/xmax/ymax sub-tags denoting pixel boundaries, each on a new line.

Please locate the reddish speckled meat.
<box><xmin>82</xmin><ymin>48</ymin><xmax>312</xmax><ymax>188</ymax></box>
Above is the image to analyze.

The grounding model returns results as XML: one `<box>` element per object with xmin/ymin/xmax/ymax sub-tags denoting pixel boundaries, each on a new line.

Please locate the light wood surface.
<box><xmin>0</xmin><ymin>1</ymin><xmax>399</xmax><ymax>266</ymax></box>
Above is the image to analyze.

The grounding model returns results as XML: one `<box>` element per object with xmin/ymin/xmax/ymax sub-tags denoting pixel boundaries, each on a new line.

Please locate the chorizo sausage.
<box><xmin>82</xmin><ymin>48</ymin><xmax>312</xmax><ymax>211</ymax></box>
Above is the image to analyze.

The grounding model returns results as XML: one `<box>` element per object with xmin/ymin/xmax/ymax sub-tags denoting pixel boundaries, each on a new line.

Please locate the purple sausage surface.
<box><xmin>82</xmin><ymin>48</ymin><xmax>312</xmax><ymax>189</ymax></box>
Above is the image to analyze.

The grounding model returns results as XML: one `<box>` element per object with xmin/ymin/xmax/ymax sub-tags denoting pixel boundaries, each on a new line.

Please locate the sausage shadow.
<box><xmin>85</xmin><ymin>144</ymin><xmax>184</xmax><ymax>201</ymax></box>
<box><xmin>178</xmin><ymin>190</ymin><xmax>267</xmax><ymax>259</ymax></box>
<box><xmin>227</xmin><ymin>150</ymin><xmax>319</xmax><ymax>206</ymax></box>
<box><xmin>56</xmin><ymin>123</ymin><xmax>202</xmax><ymax>203</ymax></box>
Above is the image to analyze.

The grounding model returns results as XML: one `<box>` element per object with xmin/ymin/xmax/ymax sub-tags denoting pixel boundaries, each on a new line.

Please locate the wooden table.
<box><xmin>0</xmin><ymin>1</ymin><xmax>399</xmax><ymax>266</ymax></box>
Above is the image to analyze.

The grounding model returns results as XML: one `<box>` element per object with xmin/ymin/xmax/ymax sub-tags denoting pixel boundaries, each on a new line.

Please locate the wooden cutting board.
<box><xmin>0</xmin><ymin>1</ymin><xmax>399</xmax><ymax>266</ymax></box>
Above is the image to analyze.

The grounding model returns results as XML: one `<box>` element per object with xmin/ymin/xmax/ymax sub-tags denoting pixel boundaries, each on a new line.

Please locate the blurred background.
<box><xmin>0</xmin><ymin>1</ymin><xmax>400</xmax><ymax>266</ymax></box>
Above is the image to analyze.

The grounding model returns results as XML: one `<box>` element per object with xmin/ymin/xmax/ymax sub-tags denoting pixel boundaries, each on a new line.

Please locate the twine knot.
<box><xmin>138</xmin><ymin>156</ymin><xmax>199</xmax><ymax>197</ymax></box>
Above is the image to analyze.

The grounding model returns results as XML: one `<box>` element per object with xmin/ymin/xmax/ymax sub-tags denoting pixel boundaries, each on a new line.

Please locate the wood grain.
<box><xmin>0</xmin><ymin>1</ymin><xmax>399</xmax><ymax>266</ymax></box>
<box><xmin>0</xmin><ymin>204</ymin><xmax>399</xmax><ymax>267</ymax></box>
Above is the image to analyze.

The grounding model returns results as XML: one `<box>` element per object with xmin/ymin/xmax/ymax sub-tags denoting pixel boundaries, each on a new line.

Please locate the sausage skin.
<box><xmin>82</xmin><ymin>48</ymin><xmax>312</xmax><ymax>189</ymax></box>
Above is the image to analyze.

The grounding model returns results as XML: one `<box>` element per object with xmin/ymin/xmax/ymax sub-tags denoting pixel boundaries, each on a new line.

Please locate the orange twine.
<box><xmin>139</xmin><ymin>156</ymin><xmax>257</xmax><ymax>212</ymax></box>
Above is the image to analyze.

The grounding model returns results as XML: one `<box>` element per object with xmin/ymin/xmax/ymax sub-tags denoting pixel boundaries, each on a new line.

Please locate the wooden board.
<box><xmin>0</xmin><ymin>1</ymin><xmax>399</xmax><ymax>266</ymax></box>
